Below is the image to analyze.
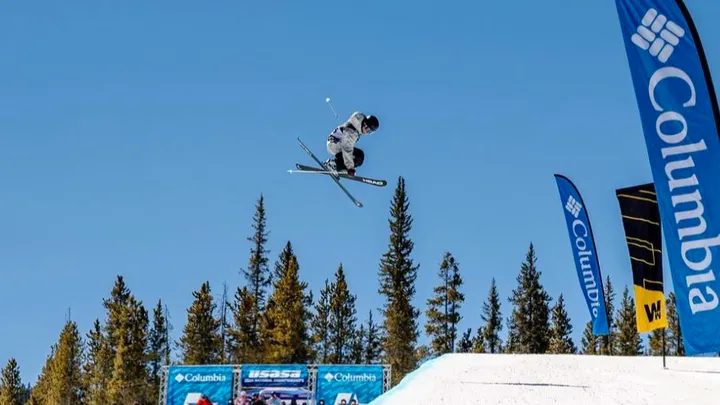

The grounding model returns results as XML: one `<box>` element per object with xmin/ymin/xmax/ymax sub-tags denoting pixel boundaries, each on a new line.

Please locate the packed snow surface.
<box><xmin>370</xmin><ymin>353</ymin><xmax>720</xmax><ymax>405</ymax></box>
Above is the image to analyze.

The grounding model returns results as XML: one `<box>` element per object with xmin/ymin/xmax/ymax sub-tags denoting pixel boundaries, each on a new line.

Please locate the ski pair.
<box><xmin>294</xmin><ymin>138</ymin><xmax>386</xmax><ymax>208</ymax></box>
<box><xmin>293</xmin><ymin>164</ymin><xmax>387</xmax><ymax>187</ymax></box>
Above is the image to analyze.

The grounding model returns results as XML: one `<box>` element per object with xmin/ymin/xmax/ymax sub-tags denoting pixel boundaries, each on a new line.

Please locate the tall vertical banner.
<box><xmin>616</xmin><ymin>184</ymin><xmax>668</xmax><ymax>332</ymax></box>
<box><xmin>554</xmin><ymin>175</ymin><xmax>610</xmax><ymax>335</ymax></box>
<box><xmin>615</xmin><ymin>0</ymin><xmax>720</xmax><ymax>354</ymax></box>
<box><xmin>167</xmin><ymin>366</ymin><xmax>234</xmax><ymax>405</ymax></box>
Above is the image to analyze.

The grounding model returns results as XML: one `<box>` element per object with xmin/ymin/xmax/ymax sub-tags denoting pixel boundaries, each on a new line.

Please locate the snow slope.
<box><xmin>370</xmin><ymin>353</ymin><xmax>720</xmax><ymax>405</ymax></box>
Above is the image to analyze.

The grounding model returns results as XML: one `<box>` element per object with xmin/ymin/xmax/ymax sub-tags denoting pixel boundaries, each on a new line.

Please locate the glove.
<box><xmin>347</xmin><ymin>168</ymin><xmax>356</xmax><ymax>176</ymax></box>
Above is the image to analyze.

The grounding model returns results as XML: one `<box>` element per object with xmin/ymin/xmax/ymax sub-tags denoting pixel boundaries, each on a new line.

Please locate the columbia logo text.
<box><xmin>632</xmin><ymin>8</ymin><xmax>685</xmax><ymax>63</ymax></box>
<box><xmin>174</xmin><ymin>373</ymin><xmax>227</xmax><ymax>383</ymax></box>
<box><xmin>323</xmin><ymin>372</ymin><xmax>377</xmax><ymax>383</ymax></box>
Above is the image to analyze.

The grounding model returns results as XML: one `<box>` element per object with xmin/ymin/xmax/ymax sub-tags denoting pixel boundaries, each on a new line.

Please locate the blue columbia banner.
<box><xmin>240</xmin><ymin>364</ymin><xmax>308</xmax><ymax>388</ymax></box>
<box><xmin>615</xmin><ymin>0</ymin><xmax>720</xmax><ymax>354</ymax></box>
<box><xmin>167</xmin><ymin>366</ymin><xmax>233</xmax><ymax>405</ymax></box>
<box><xmin>555</xmin><ymin>175</ymin><xmax>609</xmax><ymax>335</ymax></box>
<box><xmin>316</xmin><ymin>365</ymin><xmax>384</xmax><ymax>405</ymax></box>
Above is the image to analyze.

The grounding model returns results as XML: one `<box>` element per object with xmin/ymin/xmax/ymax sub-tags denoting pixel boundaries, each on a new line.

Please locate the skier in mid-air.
<box><xmin>324</xmin><ymin>111</ymin><xmax>380</xmax><ymax>176</ymax></box>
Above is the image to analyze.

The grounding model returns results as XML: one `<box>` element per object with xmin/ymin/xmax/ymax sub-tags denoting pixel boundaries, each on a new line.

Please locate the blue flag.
<box><xmin>615</xmin><ymin>0</ymin><xmax>720</xmax><ymax>354</ymax></box>
<box><xmin>555</xmin><ymin>175</ymin><xmax>609</xmax><ymax>335</ymax></box>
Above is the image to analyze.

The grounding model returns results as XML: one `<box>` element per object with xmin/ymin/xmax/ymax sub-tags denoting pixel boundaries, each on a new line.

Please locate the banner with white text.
<box><xmin>615</xmin><ymin>0</ymin><xmax>720</xmax><ymax>353</ymax></box>
<box><xmin>555</xmin><ymin>174</ymin><xmax>609</xmax><ymax>335</ymax></box>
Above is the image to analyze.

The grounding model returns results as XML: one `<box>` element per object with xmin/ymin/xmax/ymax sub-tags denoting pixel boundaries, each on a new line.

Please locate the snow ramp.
<box><xmin>370</xmin><ymin>353</ymin><xmax>720</xmax><ymax>404</ymax></box>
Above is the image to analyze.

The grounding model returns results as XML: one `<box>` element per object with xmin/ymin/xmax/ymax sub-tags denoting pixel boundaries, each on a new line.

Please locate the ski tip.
<box><xmin>355</xmin><ymin>201</ymin><xmax>363</xmax><ymax>208</ymax></box>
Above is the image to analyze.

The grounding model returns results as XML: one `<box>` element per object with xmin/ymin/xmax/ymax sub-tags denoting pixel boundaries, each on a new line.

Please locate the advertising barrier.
<box><xmin>166</xmin><ymin>366</ymin><xmax>234</xmax><ymax>405</ymax></box>
<box><xmin>316</xmin><ymin>365</ymin><xmax>385</xmax><ymax>405</ymax></box>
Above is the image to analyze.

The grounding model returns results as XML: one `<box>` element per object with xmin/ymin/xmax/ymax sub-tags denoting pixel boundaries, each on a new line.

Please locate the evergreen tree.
<box><xmin>615</xmin><ymin>286</ymin><xmax>643</xmax><ymax>355</ymax></box>
<box><xmin>104</xmin><ymin>276</ymin><xmax>131</xmax><ymax>354</ymax></box>
<box><xmin>666</xmin><ymin>292</ymin><xmax>684</xmax><ymax>356</ymax></box>
<box><xmin>580</xmin><ymin>321</ymin><xmax>599</xmax><ymax>354</ymax></box>
<box><xmin>472</xmin><ymin>329</ymin><xmax>486</xmax><ymax>353</ymax></box>
<box><xmin>481</xmin><ymin>278</ymin><xmax>503</xmax><ymax>353</ymax></box>
<box><xmin>548</xmin><ymin>294</ymin><xmax>576</xmax><ymax>354</ymax></box>
<box><xmin>30</xmin><ymin>321</ymin><xmax>85</xmax><ymax>404</ymax></box>
<box><xmin>0</xmin><ymin>358</ymin><xmax>24</xmax><ymax>405</ymax></box>
<box><xmin>507</xmin><ymin>244</ymin><xmax>551</xmax><ymax>353</ymax></box>
<box><xmin>648</xmin><ymin>328</ymin><xmax>665</xmax><ymax>356</ymax></box>
<box><xmin>349</xmin><ymin>325</ymin><xmax>366</xmax><ymax>364</ymax></box>
<box><xmin>378</xmin><ymin>177</ymin><xmax>420</xmax><ymax>384</ymax></box>
<box><xmin>600</xmin><ymin>275</ymin><xmax>616</xmax><ymax>355</ymax></box>
<box><xmin>311</xmin><ymin>280</ymin><xmax>332</xmax><ymax>363</ymax></box>
<box><xmin>228</xmin><ymin>287</ymin><xmax>258</xmax><ymax>363</ymax></box>
<box><xmin>457</xmin><ymin>329</ymin><xmax>474</xmax><ymax>353</ymax></box>
<box><xmin>26</xmin><ymin>354</ymin><xmax>51</xmax><ymax>404</ymax></box>
<box><xmin>425</xmin><ymin>252</ymin><xmax>464</xmax><ymax>355</ymax></box>
<box><xmin>262</xmin><ymin>242</ymin><xmax>313</xmax><ymax>363</ymax></box>
<box><xmin>148</xmin><ymin>300</ymin><xmax>170</xmax><ymax>400</ymax></box>
<box><xmin>244</xmin><ymin>195</ymin><xmax>272</xmax><ymax>346</ymax></box>
<box><xmin>364</xmin><ymin>311</ymin><xmax>383</xmax><ymax>364</ymax></box>
<box><xmin>328</xmin><ymin>264</ymin><xmax>358</xmax><ymax>364</ymax></box>
<box><xmin>84</xmin><ymin>319</ymin><xmax>112</xmax><ymax>405</ymax></box>
<box><xmin>107</xmin><ymin>295</ymin><xmax>150</xmax><ymax>404</ymax></box>
<box><xmin>180</xmin><ymin>281</ymin><xmax>222</xmax><ymax>364</ymax></box>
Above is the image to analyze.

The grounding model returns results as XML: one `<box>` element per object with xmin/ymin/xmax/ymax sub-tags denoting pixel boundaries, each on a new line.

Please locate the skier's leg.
<box><xmin>353</xmin><ymin>148</ymin><xmax>365</xmax><ymax>168</ymax></box>
<box><xmin>326</xmin><ymin>138</ymin><xmax>342</xmax><ymax>170</ymax></box>
<box><xmin>333</xmin><ymin>152</ymin><xmax>347</xmax><ymax>171</ymax></box>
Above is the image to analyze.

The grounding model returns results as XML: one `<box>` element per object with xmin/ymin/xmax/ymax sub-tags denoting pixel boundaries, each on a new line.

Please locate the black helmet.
<box><xmin>363</xmin><ymin>115</ymin><xmax>379</xmax><ymax>132</ymax></box>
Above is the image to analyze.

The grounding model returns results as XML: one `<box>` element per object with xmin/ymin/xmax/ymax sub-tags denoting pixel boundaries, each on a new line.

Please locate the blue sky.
<box><xmin>1</xmin><ymin>1</ymin><xmax>719</xmax><ymax>383</ymax></box>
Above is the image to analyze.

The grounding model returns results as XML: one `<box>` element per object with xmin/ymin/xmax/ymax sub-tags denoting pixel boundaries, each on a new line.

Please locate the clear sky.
<box><xmin>1</xmin><ymin>1</ymin><xmax>719</xmax><ymax>384</ymax></box>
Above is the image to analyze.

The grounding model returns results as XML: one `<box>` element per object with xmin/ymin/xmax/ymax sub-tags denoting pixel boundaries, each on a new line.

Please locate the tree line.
<box><xmin>0</xmin><ymin>177</ymin><xmax>685</xmax><ymax>405</ymax></box>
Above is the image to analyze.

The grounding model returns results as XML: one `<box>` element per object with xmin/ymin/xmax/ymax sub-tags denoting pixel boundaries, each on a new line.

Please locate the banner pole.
<box><xmin>662</xmin><ymin>329</ymin><xmax>667</xmax><ymax>369</ymax></box>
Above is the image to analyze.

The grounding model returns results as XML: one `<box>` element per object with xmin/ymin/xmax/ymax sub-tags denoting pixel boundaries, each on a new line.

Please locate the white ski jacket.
<box><xmin>326</xmin><ymin>111</ymin><xmax>368</xmax><ymax>170</ymax></box>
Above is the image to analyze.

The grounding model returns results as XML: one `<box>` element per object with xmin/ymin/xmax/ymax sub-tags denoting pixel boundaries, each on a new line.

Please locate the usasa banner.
<box><xmin>240</xmin><ymin>364</ymin><xmax>308</xmax><ymax>388</ymax></box>
<box><xmin>167</xmin><ymin>366</ymin><xmax>233</xmax><ymax>405</ymax></box>
<box><xmin>615</xmin><ymin>0</ymin><xmax>720</xmax><ymax>353</ymax></box>
<box><xmin>316</xmin><ymin>365</ymin><xmax>384</xmax><ymax>405</ymax></box>
<box><xmin>616</xmin><ymin>183</ymin><xmax>668</xmax><ymax>332</ymax></box>
<box><xmin>555</xmin><ymin>174</ymin><xmax>610</xmax><ymax>335</ymax></box>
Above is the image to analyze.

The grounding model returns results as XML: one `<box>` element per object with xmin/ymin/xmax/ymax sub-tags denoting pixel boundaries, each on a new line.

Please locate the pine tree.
<box><xmin>31</xmin><ymin>321</ymin><xmax>85</xmax><ymax>404</ymax></box>
<box><xmin>600</xmin><ymin>275</ymin><xmax>616</xmax><ymax>355</ymax></box>
<box><xmin>615</xmin><ymin>286</ymin><xmax>643</xmax><ymax>355</ymax></box>
<box><xmin>84</xmin><ymin>319</ymin><xmax>112</xmax><ymax>404</ymax></box>
<box><xmin>328</xmin><ymin>264</ymin><xmax>358</xmax><ymax>364</ymax></box>
<box><xmin>104</xmin><ymin>276</ymin><xmax>132</xmax><ymax>353</ymax></box>
<box><xmin>364</xmin><ymin>311</ymin><xmax>383</xmax><ymax>363</ymax></box>
<box><xmin>507</xmin><ymin>244</ymin><xmax>551</xmax><ymax>353</ymax></box>
<box><xmin>311</xmin><ymin>280</ymin><xmax>333</xmax><ymax>363</ymax></box>
<box><xmin>148</xmin><ymin>300</ymin><xmax>170</xmax><ymax>400</ymax></box>
<box><xmin>180</xmin><ymin>281</ymin><xmax>222</xmax><ymax>364</ymax></box>
<box><xmin>648</xmin><ymin>328</ymin><xmax>665</xmax><ymax>356</ymax></box>
<box><xmin>378</xmin><ymin>177</ymin><xmax>419</xmax><ymax>384</ymax></box>
<box><xmin>666</xmin><ymin>292</ymin><xmax>684</xmax><ymax>356</ymax></box>
<box><xmin>349</xmin><ymin>325</ymin><xmax>366</xmax><ymax>364</ymax></box>
<box><xmin>0</xmin><ymin>358</ymin><xmax>24</xmax><ymax>405</ymax></box>
<box><xmin>107</xmin><ymin>294</ymin><xmax>150</xmax><ymax>404</ymax></box>
<box><xmin>425</xmin><ymin>252</ymin><xmax>464</xmax><ymax>355</ymax></box>
<box><xmin>548</xmin><ymin>294</ymin><xmax>576</xmax><ymax>354</ymax></box>
<box><xmin>481</xmin><ymin>278</ymin><xmax>503</xmax><ymax>353</ymax></box>
<box><xmin>580</xmin><ymin>321</ymin><xmax>599</xmax><ymax>354</ymax></box>
<box><xmin>457</xmin><ymin>329</ymin><xmax>474</xmax><ymax>353</ymax></box>
<box><xmin>228</xmin><ymin>287</ymin><xmax>257</xmax><ymax>363</ymax></box>
<box><xmin>472</xmin><ymin>329</ymin><xmax>486</xmax><ymax>353</ymax></box>
<box><xmin>244</xmin><ymin>195</ymin><xmax>272</xmax><ymax>348</ymax></box>
<box><xmin>262</xmin><ymin>242</ymin><xmax>313</xmax><ymax>363</ymax></box>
